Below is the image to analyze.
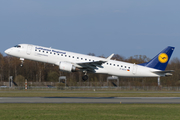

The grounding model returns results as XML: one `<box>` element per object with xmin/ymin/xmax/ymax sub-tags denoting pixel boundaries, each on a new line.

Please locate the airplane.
<box><xmin>5</xmin><ymin>44</ymin><xmax>175</xmax><ymax>81</ymax></box>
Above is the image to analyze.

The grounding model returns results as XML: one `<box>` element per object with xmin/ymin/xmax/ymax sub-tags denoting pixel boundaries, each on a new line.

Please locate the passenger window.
<box><xmin>77</xmin><ymin>57</ymin><xmax>79</xmax><ymax>59</ymax></box>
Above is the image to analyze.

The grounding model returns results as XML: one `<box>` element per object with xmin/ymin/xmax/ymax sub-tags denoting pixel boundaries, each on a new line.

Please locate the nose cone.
<box><xmin>4</xmin><ymin>48</ymin><xmax>11</xmax><ymax>54</ymax></box>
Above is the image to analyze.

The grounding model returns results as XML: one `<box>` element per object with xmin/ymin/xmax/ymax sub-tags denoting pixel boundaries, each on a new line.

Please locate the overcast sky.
<box><xmin>0</xmin><ymin>0</ymin><xmax>180</xmax><ymax>59</ymax></box>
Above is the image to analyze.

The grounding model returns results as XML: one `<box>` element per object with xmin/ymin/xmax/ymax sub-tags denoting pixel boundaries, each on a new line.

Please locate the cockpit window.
<box><xmin>14</xmin><ymin>45</ymin><xmax>21</xmax><ymax>48</ymax></box>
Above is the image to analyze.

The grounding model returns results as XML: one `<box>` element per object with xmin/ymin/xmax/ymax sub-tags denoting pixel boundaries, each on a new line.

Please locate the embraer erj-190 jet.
<box><xmin>5</xmin><ymin>44</ymin><xmax>175</xmax><ymax>81</ymax></box>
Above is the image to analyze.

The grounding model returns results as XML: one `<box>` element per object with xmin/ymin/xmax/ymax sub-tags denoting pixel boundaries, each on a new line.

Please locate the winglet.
<box><xmin>107</xmin><ymin>54</ymin><xmax>114</xmax><ymax>60</ymax></box>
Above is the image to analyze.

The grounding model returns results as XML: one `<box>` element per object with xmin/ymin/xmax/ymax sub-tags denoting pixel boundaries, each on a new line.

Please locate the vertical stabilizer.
<box><xmin>139</xmin><ymin>46</ymin><xmax>175</xmax><ymax>71</ymax></box>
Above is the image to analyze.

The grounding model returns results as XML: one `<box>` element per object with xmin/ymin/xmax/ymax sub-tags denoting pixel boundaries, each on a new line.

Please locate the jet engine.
<box><xmin>59</xmin><ymin>61</ymin><xmax>76</xmax><ymax>72</ymax></box>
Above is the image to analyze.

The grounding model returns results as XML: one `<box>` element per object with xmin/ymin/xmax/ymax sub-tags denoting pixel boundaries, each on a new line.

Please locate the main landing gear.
<box><xmin>82</xmin><ymin>75</ymin><xmax>88</xmax><ymax>81</ymax></box>
<box><xmin>82</xmin><ymin>71</ymin><xmax>88</xmax><ymax>81</ymax></box>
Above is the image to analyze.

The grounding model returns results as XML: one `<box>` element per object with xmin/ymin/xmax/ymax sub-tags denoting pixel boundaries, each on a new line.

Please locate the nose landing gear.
<box><xmin>20</xmin><ymin>58</ymin><xmax>24</xmax><ymax>67</ymax></box>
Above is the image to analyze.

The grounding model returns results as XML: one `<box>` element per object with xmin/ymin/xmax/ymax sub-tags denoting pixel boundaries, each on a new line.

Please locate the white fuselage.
<box><xmin>5</xmin><ymin>44</ymin><xmax>161</xmax><ymax>77</ymax></box>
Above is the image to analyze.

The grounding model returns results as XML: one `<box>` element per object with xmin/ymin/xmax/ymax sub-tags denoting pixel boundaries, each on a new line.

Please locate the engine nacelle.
<box><xmin>59</xmin><ymin>61</ymin><xmax>76</xmax><ymax>72</ymax></box>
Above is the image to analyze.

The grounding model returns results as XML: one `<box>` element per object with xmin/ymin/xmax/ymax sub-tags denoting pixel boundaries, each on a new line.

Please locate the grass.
<box><xmin>0</xmin><ymin>90</ymin><xmax>180</xmax><ymax>97</ymax></box>
<box><xmin>1</xmin><ymin>90</ymin><xmax>180</xmax><ymax>120</ymax></box>
<box><xmin>0</xmin><ymin>104</ymin><xmax>180</xmax><ymax>120</ymax></box>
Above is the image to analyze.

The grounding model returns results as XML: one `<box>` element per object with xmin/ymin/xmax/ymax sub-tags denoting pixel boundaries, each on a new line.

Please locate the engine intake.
<box><xmin>59</xmin><ymin>61</ymin><xmax>76</xmax><ymax>72</ymax></box>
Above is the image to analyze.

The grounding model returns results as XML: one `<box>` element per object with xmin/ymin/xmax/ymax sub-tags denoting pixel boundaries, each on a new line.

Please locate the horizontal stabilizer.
<box><xmin>152</xmin><ymin>70</ymin><xmax>174</xmax><ymax>73</ymax></box>
<box><xmin>152</xmin><ymin>70</ymin><xmax>174</xmax><ymax>76</ymax></box>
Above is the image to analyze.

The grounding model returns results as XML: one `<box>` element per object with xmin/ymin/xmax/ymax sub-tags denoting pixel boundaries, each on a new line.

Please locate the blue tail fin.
<box><xmin>139</xmin><ymin>46</ymin><xmax>175</xmax><ymax>71</ymax></box>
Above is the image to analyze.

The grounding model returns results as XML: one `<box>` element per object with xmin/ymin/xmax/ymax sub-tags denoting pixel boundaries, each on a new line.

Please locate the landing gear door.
<box><xmin>27</xmin><ymin>45</ymin><xmax>33</xmax><ymax>55</ymax></box>
<box><xmin>133</xmin><ymin>64</ymin><xmax>138</xmax><ymax>74</ymax></box>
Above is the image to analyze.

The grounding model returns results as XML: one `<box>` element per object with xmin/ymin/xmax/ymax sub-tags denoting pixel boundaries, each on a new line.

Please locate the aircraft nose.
<box><xmin>4</xmin><ymin>49</ymin><xmax>11</xmax><ymax>54</ymax></box>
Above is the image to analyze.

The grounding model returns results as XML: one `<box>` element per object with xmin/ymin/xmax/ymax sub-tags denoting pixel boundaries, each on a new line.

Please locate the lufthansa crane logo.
<box><xmin>158</xmin><ymin>53</ymin><xmax>168</xmax><ymax>63</ymax></box>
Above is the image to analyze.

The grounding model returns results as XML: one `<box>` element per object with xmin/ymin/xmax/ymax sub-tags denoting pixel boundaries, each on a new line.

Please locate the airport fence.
<box><xmin>0</xmin><ymin>81</ymin><xmax>180</xmax><ymax>91</ymax></box>
<box><xmin>1</xmin><ymin>85</ymin><xmax>180</xmax><ymax>91</ymax></box>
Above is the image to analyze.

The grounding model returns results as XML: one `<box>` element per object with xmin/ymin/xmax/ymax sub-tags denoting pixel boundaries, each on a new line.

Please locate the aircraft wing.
<box><xmin>75</xmin><ymin>54</ymin><xmax>114</xmax><ymax>72</ymax></box>
<box><xmin>76</xmin><ymin>61</ymin><xmax>106</xmax><ymax>71</ymax></box>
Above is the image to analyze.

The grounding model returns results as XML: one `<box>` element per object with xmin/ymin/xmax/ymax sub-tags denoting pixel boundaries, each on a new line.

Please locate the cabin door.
<box><xmin>27</xmin><ymin>45</ymin><xmax>33</xmax><ymax>55</ymax></box>
<box><xmin>133</xmin><ymin>64</ymin><xmax>138</xmax><ymax>74</ymax></box>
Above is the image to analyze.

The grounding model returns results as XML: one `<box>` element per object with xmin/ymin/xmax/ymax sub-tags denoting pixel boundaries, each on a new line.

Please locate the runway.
<box><xmin>0</xmin><ymin>97</ymin><xmax>180</xmax><ymax>104</ymax></box>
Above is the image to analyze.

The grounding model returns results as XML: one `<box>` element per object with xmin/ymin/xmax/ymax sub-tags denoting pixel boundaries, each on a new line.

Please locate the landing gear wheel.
<box><xmin>20</xmin><ymin>58</ymin><xmax>24</xmax><ymax>67</ymax></box>
<box><xmin>82</xmin><ymin>75</ymin><xmax>88</xmax><ymax>81</ymax></box>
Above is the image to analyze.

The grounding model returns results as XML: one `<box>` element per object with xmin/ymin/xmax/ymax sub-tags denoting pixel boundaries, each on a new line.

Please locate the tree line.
<box><xmin>0</xmin><ymin>52</ymin><xmax>180</xmax><ymax>86</ymax></box>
